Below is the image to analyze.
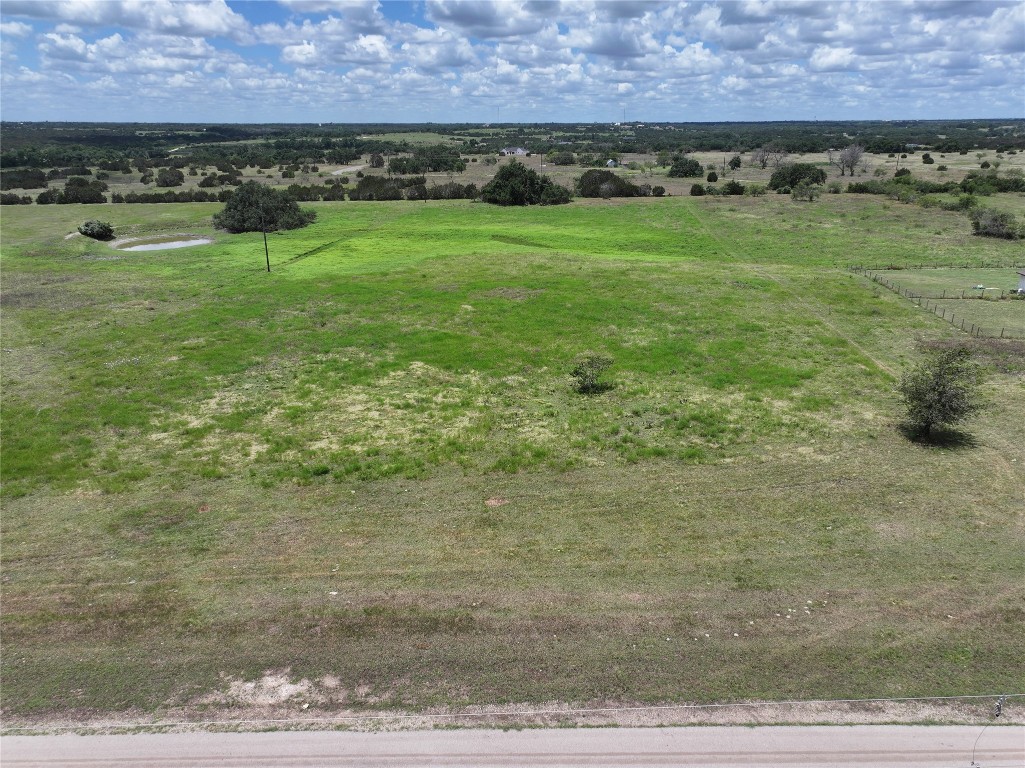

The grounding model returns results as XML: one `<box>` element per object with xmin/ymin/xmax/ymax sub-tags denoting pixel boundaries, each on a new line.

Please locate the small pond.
<box><xmin>115</xmin><ymin>236</ymin><xmax>213</xmax><ymax>252</ymax></box>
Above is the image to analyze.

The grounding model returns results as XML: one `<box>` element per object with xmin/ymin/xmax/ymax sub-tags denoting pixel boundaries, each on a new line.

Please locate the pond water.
<box><xmin>118</xmin><ymin>238</ymin><xmax>213</xmax><ymax>252</ymax></box>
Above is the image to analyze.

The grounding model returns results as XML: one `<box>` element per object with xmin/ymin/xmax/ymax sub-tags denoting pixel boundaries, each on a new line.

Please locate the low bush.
<box><xmin>571</xmin><ymin>354</ymin><xmax>614</xmax><ymax>395</ymax></box>
<box><xmin>78</xmin><ymin>220</ymin><xmax>114</xmax><ymax>240</ymax></box>
<box><xmin>969</xmin><ymin>208</ymin><xmax>1022</xmax><ymax>239</ymax></box>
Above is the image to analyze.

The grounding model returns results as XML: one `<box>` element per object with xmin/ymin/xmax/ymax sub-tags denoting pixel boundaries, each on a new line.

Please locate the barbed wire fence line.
<box><xmin>850</xmin><ymin>265</ymin><xmax>1025</xmax><ymax>339</ymax></box>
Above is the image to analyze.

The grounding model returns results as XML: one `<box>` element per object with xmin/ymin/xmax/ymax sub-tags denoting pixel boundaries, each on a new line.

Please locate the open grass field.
<box><xmin>1</xmin><ymin>194</ymin><xmax>1024</xmax><ymax>724</ymax></box>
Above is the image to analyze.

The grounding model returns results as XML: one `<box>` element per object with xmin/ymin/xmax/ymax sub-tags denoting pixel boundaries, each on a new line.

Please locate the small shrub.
<box><xmin>571</xmin><ymin>354</ymin><xmax>614</xmax><ymax>395</ymax></box>
<box><xmin>722</xmin><ymin>179</ymin><xmax>745</xmax><ymax>195</ymax></box>
<box><xmin>895</xmin><ymin>168</ymin><xmax>911</xmax><ymax>178</ymax></box>
<box><xmin>744</xmin><ymin>184</ymin><xmax>767</xmax><ymax>197</ymax></box>
<box><xmin>791</xmin><ymin>180</ymin><xmax>822</xmax><ymax>201</ymax></box>
<box><xmin>690</xmin><ymin>183</ymin><xmax>706</xmax><ymax>196</ymax></box>
<box><xmin>78</xmin><ymin>220</ymin><xmax>114</xmax><ymax>240</ymax></box>
<box><xmin>827</xmin><ymin>181</ymin><xmax>843</xmax><ymax>193</ymax></box>
<box><xmin>651</xmin><ymin>185</ymin><xmax>665</xmax><ymax>197</ymax></box>
<box><xmin>937</xmin><ymin>165</ymin><xmax>948</xmax><ymax>171</ymax></box>
<box><xmin>706</xmin><ymin>171</ymin><xmax>718</xmax><ymax>183</ymax></box>
<box><xmin>980</xmin><ymin>161</ymin><xmax>991</xmax><ymax>169</ymax></box>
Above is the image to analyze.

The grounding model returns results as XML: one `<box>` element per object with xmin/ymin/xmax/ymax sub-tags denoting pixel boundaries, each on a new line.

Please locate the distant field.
<box><xmin>1</xmin><ymin>196</ymin><xmax>1023</xmax><ymax>723</ymax></box>
<box><xmin>862</xmin><ymin>268</ymin><xmax>1025</xmax><ymax>337</ymax></box>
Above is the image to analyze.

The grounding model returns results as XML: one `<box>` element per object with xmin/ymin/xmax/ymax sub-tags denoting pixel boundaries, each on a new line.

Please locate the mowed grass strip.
<box><xmin>1</xmin><ymin>196</ymin><xmax>1023</xmax><ymax>717</ymax></box>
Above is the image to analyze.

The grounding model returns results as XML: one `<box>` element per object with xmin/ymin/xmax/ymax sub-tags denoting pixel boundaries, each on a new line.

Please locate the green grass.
<box><xmin>2</xmin><ymin>196</ymin><xmax>1023</xmax><ymax>720</ymax></box>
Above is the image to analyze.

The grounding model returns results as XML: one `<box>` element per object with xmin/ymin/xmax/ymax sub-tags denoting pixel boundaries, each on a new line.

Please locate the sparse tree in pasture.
<box><xmin>899</xmin><ymin>348</ymin><xmax>982</xmax><ymax>440</ymax></box>
<box><xmin>828</xmin><ymin>145</ymin><xmax>865</xmax><ymax>177</ymax></box>
<box><xmin>212</xmin><ymin>180</ymin><xmax>316</xmax><ymax>272</ymax></box>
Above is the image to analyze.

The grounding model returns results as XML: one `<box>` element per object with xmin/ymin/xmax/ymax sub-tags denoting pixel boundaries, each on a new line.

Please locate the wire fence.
<box><xmin>850</xmin><ymin>266</ymin><xmax>1025</xmax><ymax>340</ymax></box>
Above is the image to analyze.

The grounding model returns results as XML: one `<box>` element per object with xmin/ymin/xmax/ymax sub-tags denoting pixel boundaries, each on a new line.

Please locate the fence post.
<box><xmin>1001</xmin><ymin>327</ymin><xmax>1005</xmax><ymax>339</ymax></box>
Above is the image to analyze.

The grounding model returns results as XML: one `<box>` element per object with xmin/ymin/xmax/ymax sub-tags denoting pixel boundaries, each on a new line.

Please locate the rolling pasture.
<box><xmin>1</xmin><ymin>195</ymin><xmax>1023</xmax><ymax>721</ymax></box>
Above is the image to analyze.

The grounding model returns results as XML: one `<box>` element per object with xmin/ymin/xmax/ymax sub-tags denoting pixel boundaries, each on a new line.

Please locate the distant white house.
<box><xmin>500</xmin><ymin>147</ymin><xmax>528</xmax><ymax>156</ymax></box>
<box><xmin>1018</xmin><ymin>270</ymin><xmax>1025</xmax><ymax>292</ymax></box>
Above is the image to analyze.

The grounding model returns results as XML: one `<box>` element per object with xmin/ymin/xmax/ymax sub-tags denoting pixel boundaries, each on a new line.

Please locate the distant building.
<box><xmin>606</xmin><ymin>159</ymin><xmax>618</xmax><ymax>168</ymax></box>
<box><xmin>500</xmin><ymin>147</ymin><xmax>528</xmax><ymax>156</ymax></box>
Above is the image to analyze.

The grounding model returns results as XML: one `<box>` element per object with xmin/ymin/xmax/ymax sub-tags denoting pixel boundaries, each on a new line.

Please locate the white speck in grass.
<box><xmin>329</xmin><ymin>591</ymin><xmax>338</xmax><ymax>596</ymax></box>
<box><xmin>704</xmin><ymin>633</ymin><xmax>710</xmax><ymax>638</ymax></box>
<box><xmin>749</xmin><ymin>621</ymin><xmax>754</xmax><ymax>625</ymax></box>
<box><xmin>128</xmin><ymin>579</ymin><xmax>136</xmax><ymax>585</ymax></box>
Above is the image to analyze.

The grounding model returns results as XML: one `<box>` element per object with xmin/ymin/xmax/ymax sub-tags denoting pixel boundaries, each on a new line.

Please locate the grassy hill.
<box><xmin>2</xmin><ymin>195</ymin><xmax>1023</xmax><ymax>721</ymax></box>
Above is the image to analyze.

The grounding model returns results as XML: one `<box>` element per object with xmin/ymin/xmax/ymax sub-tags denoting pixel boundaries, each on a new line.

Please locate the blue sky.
<box><xmin>1</xmin><ymin>1</ymin><xmax>1022</xmax><ymax>123</ymax></box>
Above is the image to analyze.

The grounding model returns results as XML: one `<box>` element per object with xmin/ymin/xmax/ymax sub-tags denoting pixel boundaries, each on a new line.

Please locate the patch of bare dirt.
<box><xmin>4</xmin><ymin>690</ymin><xmax>1017</xmax><ymax>735</ymax></box>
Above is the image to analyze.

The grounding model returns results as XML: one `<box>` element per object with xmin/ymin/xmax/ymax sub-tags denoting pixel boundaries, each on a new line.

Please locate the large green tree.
<box><xmin>213</xmin><ymin>181</ymin><xmax>316</xmax><ymax>272</ymax></box>
<box><xmin>212</xmin><ymin>180</ymin><xmax>316</xmax><ymax>234</ymax></box>
<box><xmin>899</xmin><ymin>347</ymin><xmax>983</xmax><ymax>439</ymax></box>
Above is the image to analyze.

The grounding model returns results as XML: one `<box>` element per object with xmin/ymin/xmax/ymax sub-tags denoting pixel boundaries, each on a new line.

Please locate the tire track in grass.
<box><xmin>680</xmin><ymin>202</ymin><xmax>897</xmax><ymax>378</ymax></box>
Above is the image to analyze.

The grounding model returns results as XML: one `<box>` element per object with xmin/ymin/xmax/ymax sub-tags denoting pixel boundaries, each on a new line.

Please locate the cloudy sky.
<box><xmin>1</xmin><ymin>0</ymin><xmax>1022</xmax><ymax>123</ymax></box>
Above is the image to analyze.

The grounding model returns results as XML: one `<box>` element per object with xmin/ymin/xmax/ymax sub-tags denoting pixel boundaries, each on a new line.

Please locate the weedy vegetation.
<box><xmin>1</xmin><ymin>192</ymin><xmax>1023</xmax><ymax>722</ymax></box>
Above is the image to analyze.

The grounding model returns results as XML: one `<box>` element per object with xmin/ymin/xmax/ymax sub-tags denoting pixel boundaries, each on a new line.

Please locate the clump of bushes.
<box><xmin>78</xmin><ymin>220</ymin><xmax>114</xmax><ymax>240</ymax></box>
<box><xmin>576</xmin><ymin>169</ymin><xmax>641</xmax><ymax>198</ymax></box>
<box><xmin>690</xmin><ymin>184</ymin><xmax>706</xmax><ymax>196</ymax></box>
<box><xmin>480</xmin><ymin>161</ymin><xmax>571</xmax><ymax>206</ymax></box>
<box><xmin>969</xmin><ymin>208</ymin><xmax>1023</xmax><ymax>239</ymax></box>
<box><xmin>791</xmin><ymin>179</ymin><xmax>822</xmax><ymax>201</ymax></box>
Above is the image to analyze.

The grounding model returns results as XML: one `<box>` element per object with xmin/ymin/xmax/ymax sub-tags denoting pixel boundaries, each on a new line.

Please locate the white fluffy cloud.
<box><xmin>0</xmin><ymin>0</ymin><xmax>1021</xmax><ymax>121</ymax></box>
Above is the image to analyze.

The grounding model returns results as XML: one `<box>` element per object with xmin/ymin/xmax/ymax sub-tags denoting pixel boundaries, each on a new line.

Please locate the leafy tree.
<box><xmin>212</xmin><ymin>180</ymin><xmax>316</xmax><ymax>234</ymax></box>
<box><xmin>666</xmin><ymin>155</ymin><xmax>703</xmax><ymax>177</ymax></box>
<box><xmin>369</xmin><ymin>153</ymin><xmax>385</xmax><ymax>168</ymax></box>
<box><xmin>78</xmin><ymin>220</ymin><xmax>114</xmax><ymax>240</ymax></box>
<box><xmin>689</xmin><ymin>184</ymin><xmax>706</xmax><ymax>196</ymax></box>
<box><xmin>899</xmin><ymin>348</ymin><xmax>982</xmax><ymax>439</ymax></box>
<box><xmin>768</xmin><ymin>163</ymin><xmax>827</xmax><ymax>190</ymax></box>
<box><xmin>722</xmin><ymin>179</ymin><xmax>745</xmax><ymax>195</ymax></box>
<box><xmin>479</xmin><ymin>161</ymin><xmax>571</xmax><ymax>206</ymax></box>
<box><xmin>156</xmin><ymin>167</ymin><xmax>185</xmax><ymax>187</ymax></box>
<box><xmin>728</xmin><ymin>154</ymin><xmax>742</xmax><ymax>170</ymax></box>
